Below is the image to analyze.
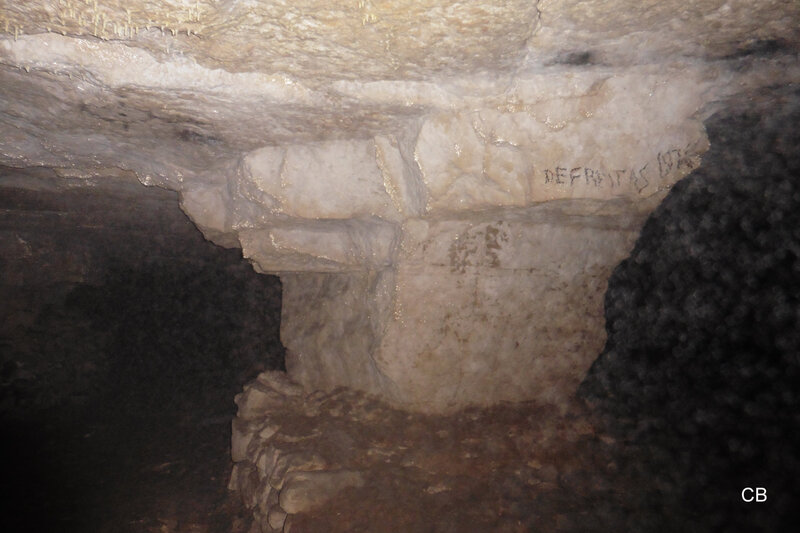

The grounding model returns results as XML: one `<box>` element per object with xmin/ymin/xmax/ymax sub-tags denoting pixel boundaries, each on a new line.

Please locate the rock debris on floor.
<box><xmin>230</xmin><ymin>371</ymin><xmax>710</xmax><ymax>533</ymax></box>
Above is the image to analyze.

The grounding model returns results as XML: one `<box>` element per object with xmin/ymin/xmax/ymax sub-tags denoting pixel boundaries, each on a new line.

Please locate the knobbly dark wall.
<box><xmin>0</xmin><ymin>171</ymin><xmax>284</xmax><ymax>417</ymax></box>
<box><xmin>580</xmin><ymin>88</ymin><xmax>800</xmax><ymax>529</ymax></box>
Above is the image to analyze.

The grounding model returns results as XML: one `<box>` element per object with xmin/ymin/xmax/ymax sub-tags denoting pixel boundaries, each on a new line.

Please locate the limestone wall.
<box><xmin>197</xmin><ymin>71</ymin><xmax>710</xmax><ymax>411</ymax></box>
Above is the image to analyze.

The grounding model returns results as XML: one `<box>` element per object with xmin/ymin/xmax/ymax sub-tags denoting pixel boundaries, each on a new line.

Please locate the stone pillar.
<box><xmin>280</xmin><ymin>207</ymin><xmax>650</xmax><ymax>412</ymax></box>
<box><xmin>180</xmin><ymin>71</ymin><xmax>710</xmax><ymax>413</ymax></box>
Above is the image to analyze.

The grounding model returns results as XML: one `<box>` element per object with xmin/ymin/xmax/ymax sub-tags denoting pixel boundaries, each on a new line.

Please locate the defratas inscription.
<box><xmin>542</xmin><ymin>145</ymin><xmax>700</xmax><ymax>193</ymax></box>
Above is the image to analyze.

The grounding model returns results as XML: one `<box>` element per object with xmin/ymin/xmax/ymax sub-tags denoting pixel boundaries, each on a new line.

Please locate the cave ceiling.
<box><xmin>1</xmin><ymin>0</ymin><xmax>798</xmax><ymax>190</ymax></box>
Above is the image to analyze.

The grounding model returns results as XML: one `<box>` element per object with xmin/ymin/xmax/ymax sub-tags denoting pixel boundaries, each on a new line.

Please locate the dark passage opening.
<box><xmin>0</xmin><ymin>170</ymin><xmax>285</xmax><ymax>532</ymax></box>
<box><xmin>580</xmin><ymin>89</ymin><xmax>800</xmax><ymax>530</ymax></box>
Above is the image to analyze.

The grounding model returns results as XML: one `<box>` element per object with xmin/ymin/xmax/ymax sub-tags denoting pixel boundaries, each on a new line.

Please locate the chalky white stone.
<box><xmin>279</xmin><ymin>470</ymin><xmax>366</xmax><ymax>514</ymax></box>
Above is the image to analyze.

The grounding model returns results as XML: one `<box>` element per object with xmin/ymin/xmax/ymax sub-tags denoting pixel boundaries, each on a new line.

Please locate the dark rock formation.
<box><xmin>579</xmin><ymin>89</ymin><xmax>800</xmax><ymax>530</ymax></box>
<box><xmin>0</xmin><ymin>171</ymin><xmax>285</xmax><ymax>416</ymax></box>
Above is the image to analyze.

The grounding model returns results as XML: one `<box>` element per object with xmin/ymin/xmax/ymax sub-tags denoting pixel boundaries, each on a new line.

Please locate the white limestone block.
<box><xmin>232</xmin><ymin>418</ymin><xmax>260</xmax><ymax>462</ymax></box>
<box><xmin>255</xmin><ymin>371</ymin><xmax>306</xmax><ymax>397</ymax></box>
<box><xmin>238</xmin><ymin>218</ymin><xmax>399</xmax><ymax>273</ymax></box>
<box><xmin>242</xmin><ymin>140</ymin><xmax>400</xmax><ymax>220</ymax></box>
<box><xmin>281</xmin><ymin>269</ymin><xmax>399</xmax><ymax>402</ymax></box>
<box><xmin>374</xmin><ymin>134</ymin><xmax>428</xmax><ymax>217</ymax></box>
<box><xmin>267</xmin><ymin>505</ymin><xmax>287</xmax><ymax>531</ymax></box>
<box><xmin>278</xmin><ymin>470</ymin><xmax>365</xmax><ymax>514</ymax></box>
<box><xmin>235</xmin><ymin>385</ymin><xmax>286</xmax><ymax>420</ymax></box>
<box><xmin>281</xmin><ymin>204</ymin><xmax>647</xmax><ymax>413</ymax></box>
<box><xmin>179</xmin><ymin>184</ymin><xmax>230</xmax><ymax>237</ymax></box>
<box><xmin>413</xmin><ymin>72</ymin><xmax>710</xmax><ymax>212</ymax></box>
<box><xmin>268</xmin><ymin>451</ymin><xmax>328</xmax><ymax>490</ymax></box>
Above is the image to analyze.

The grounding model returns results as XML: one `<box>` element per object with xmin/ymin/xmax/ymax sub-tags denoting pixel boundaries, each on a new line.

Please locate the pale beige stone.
<box><xmin>255</xmin><ymin>371</ymin><xmax>305</xmax><ymax>397</ymax></box>
<box><xmin>238</xmin><ymin>219</ymin><xmax>399</xmax><ymax>273</ymax></box>
<box><xmin>278</xmin><ymin>470</ymin><xmax>365</xmax><ymax>514</ymax></box>
<box><xmin>281</xmin><ymin>203</ymin><xmax>647</xmax><ymax>412</ymax></box>
<box><xmin>234</xmin><ymin>385</ymin><xmax>285</xmax><ymax>420</ymax></box>
<box><xmin>231</xmin><ymin>419</ymin><xmax>258</xmax><ymax>463</ymax></box>
<box><xmin>230</xmin><ymin>462</ymin><xmax>262</xmax><ymax>509</ymax></box>
<box><xmin>242</xmin><ymin>140</ymin><xmax>401</xmax><ymax>220</ymax></box>
<box><xmin>281</xmin><ymin>270</ymin><xmax>398</xmax><ymax>399</ymax></box>
<box><xmin>228</xmin><ymin>463</ymin><xmax>242</xmax><ymax>492</ymax></box>
<box><xmin>414</xmin><ymin>72</ymin><xmax>709</xmax><ymax>210</ymax></box>
<box><xmin>268</xmin><ymin>451</ymin><xmax>328</xmax><ymax>490</ymax></box>
<box><xmin>531</xmin><ymin>0</ymin><xmax>800</xmax><ymax>66</ymax></box>
<box><xmin>267</xmin><ymin>505</ymin><xmax>287</xmax><ymax>531</ymax></box>
<box><xmin>256</xmin><ymin>445</ymin><xmax>281</xmax><ymax>478</ymax></box>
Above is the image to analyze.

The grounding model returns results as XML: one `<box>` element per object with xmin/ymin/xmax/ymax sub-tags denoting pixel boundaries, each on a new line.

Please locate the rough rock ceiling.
<box><xmin>2</xmin><ymin>1</ymin><xmax>798</xmax><ymax>187</ymax></box>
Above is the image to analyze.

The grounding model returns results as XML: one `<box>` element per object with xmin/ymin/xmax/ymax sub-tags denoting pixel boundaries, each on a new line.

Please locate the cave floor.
<box><xmin>1</xmin><ymin>404</ymin><xmax>251</xmax><ymax>533</ymax></box>
<box><xmin>231</xmin><ymin>386</ymin><xmax>672</xmax><ymax>533</ymax></box>
<box><xmin>0</xmin><ymin>290</ymin><xmax>745</xmax><ymax>533</ymax></box>
<box><xmin>3</xmin><ymin>382</ymin><xmax>765</xmax><ymax>533</ymax></box>
<box><xmin>2</xmin><ymin>388</ymin><xmax>658</xmax><ymax>533</ymax></box>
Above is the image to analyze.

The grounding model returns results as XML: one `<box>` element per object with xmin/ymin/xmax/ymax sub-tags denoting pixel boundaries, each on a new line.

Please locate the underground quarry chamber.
<box><xmin>2</xmin><ymin>1</ymin><xmax>800</xmax><ymax>531</ymax></box>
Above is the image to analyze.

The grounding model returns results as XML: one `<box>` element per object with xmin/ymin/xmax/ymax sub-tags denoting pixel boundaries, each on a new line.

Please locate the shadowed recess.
<box><xmin>579</xmin><ymin>90</ymin><xmax>800</xmax><ymax>530</ymax></box>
